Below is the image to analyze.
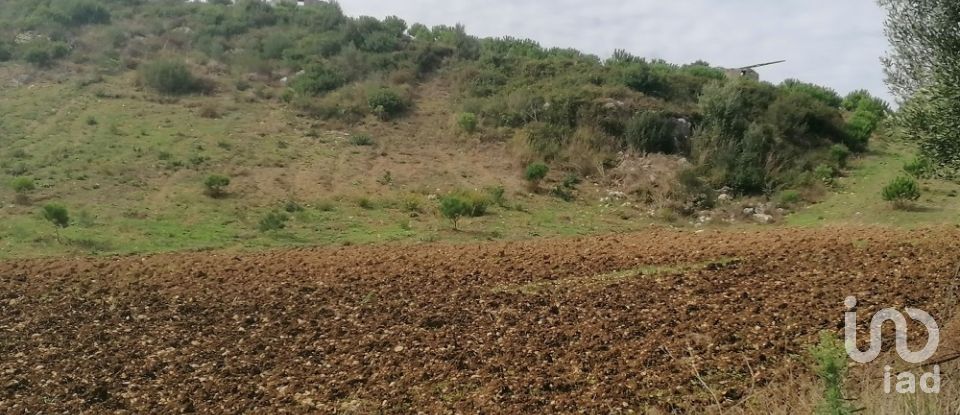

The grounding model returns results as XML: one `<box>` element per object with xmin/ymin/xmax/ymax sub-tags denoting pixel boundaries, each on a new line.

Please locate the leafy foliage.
<box><xmin>524</xmin><ymin>162</ymin><xmax>549</xmax><ymax>185</ymax></box>
<box><xmin>367</xmin><ymin>88</ymin><xmax>408</xmax><ymax>120</ymax></box>
<box><xmin>438</xmin><ymin>190</ymin><xmax>488</xmax><ymax>229</ymax></box>
<box><xmin>879</xmin><ymin>0</ymin><xmax>960</xmax><ymax>170</ymax></box>
<box><xmin>290</xmin><ymin>64</ymin><xmax>345</xmax><ymax>96</ymax></box>
<box><xmin>10</xmin><ymin>177</ymin><xmax>35</xmax><ymax>194</ymax></box>
<box><xmin>258</xmin><ymin>211</ymin><xmax>290</xmax><ymax>232</ymax></box>
<box><xmin>624</xmin><ymin>112</ymin><xmax>676</xmax><ymax>154</ymax></box>
<box><xmin>810</xmin><ymin>332</ymin><xmax>854</xmax><ymax>415</ymax></box>
<box><xmin>780</xmin><ymin>79</ymin><xmax>842</xmax><ymax>108</ymax></box>
<box><xmin>141</xmin><ymin>60</ymin><xmax>207</xmax><ymax>95</ymax></box>
<box><xmin>903</xmin><ymin>156</ymin><xmax>933</xmax><ymax>179</ymax></box>
<box><xmin>349</xmin><ymin>133</ymin><xmax>374</xmax><ymax>146</ymax></box>
<box><xmin>457</xmin><ymin>112</ymin><xmax>478</xmax><ymax>133</ymax></box>
<box><xmin>204</xmin><ymin>174</ymin><xmax>231</xmax><ymax>198</ymax></box>
<box><xmin>830</xmin><ymin>144</ymin><xmax>851</xmax><ymax>169</ymax></box>
<box><xmin>882</xmin><ymin>176</ymin><xmax>921</xmax><ymax>207</ymax></box>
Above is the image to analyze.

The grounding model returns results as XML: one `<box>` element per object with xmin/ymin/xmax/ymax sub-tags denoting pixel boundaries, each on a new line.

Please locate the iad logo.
<box><xmin>843</xmin><ymin>296</ymin><xmax>941</xmax><ymax>394</ymax></box>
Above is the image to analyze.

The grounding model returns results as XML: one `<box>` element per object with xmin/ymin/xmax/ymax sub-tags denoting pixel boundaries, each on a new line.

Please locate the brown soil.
<box><xmin>1</xmin><ymin>227</ymin><xmax>958</xmax><ymax>413</ymax></box>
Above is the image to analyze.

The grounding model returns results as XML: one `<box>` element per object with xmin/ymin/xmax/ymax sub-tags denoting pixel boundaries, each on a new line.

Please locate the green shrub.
<box><xmin>457</xmin><ymin>112</ymin><xmax>478</xmax><ymax>133</ymax></box>
<box><xmin>11</xmin><ymin>177</ymin><xmax>35</xmax><ymax>194</ymax></box>
<box><xmin>777</xmin><ymin>190</ymin><xmax>802</xmax><ymax>205</ymax></box>
<box><xmin>829</xmin><ymin>144</ymin><xmax>851</xmax><ymax>169</ymax></box>
<box><xmin>438</xmin><ymin>190</ymin><xmax>488</xmax><ymax>229</ymax></box>
<box><xmin>882</xmin><ymin>176</ymin><xmax>921</xmax><ymax>208</ymax></box>
<box><xmin>842</xmin><ymin>89</ymin><xmax>890</xmax><ymax>114</ymax></box>
<box><xmin>284</xmin><ymin>201</ymin><xmax>304</xmax><ymax>213</ymax></box>
<box><xmin>22</xmin><ymin>41</ymin><xmax>70</xmax><ymax>67</ymax></box>
<box><xmin>258</xmin><ymin>211</ymin><xmax>290</xmax><ymax>232</ymax></box>
<box><xmin>814</xmin><ymin>164</ymin><xmax>836</xmax><ymax>185</ymax></box>
<box><xmin>291</xmin><ymin>64</ymin><xmax>345</xmax><ymax>96</ymax></box>
<box><xmin>42</xmin><ymin>204</ymin><xmax>70</xmax><ymax>242</ymax></box>
<box><xmin>780</xmin><ymin>79</ymin><xmax>842</xmax><ymax>108</ymax></box>
<box><xmin>367</xmin><ymin>88</ymin><xmax>407</xmax><ymax>120</ymax></box>
<box><xmin>357</xmin><ymin>197</ymin><xmax>375</xmax><ymax>209</ymax></box>
<box><xmin>141</xmin><ymin>60</ymin><xmax>205</xmax><ymax>95</ymax></box>
<box><xmin>903</xmin><ymin>156</ymin><xmax>933</xmax><ymax>179</ymax></box>
<box><xmin>57</xmin><ymin>0</ymin><xmax>111</xmax><ymax>26</ymax></box>
<box><xmin>810</xmin><ymin>332</ymin><xmax>854</xmax><ymax>415</ymax></box>
<box><xmin>845</xmin><ymin>107</ymin><xmax>883</xmax><ymax>152</ymax></box>
<box><xmin>0</xmin><ymin>42</ymin><xmax>11</xmax><ymax>62</ymax></box>
<box><xmin>485</xmin><ymin>185</ymin><xmax>506</xmax><ymax>207</ymax></box>
<box><xmin>204</xmin><ymin>174</ymin><xmax>231</xmax><ymax>197</ymax></box>
<box><xmin>349</xmin><ymin>133</ymin><xmax>374</xmax><ymax>146</ymax></box>
<box><xmin>624</xmin><ymin>112</ymin><xmax>676</xmax><ymax>154</ymax></box>
<box><xmin>524</xmin><ymin>162</ymin><xmax>549</xmax><ymax>187</ymax></box>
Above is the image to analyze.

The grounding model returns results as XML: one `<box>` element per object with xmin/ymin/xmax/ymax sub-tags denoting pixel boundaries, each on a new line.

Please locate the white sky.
<box><xmin>339</xmin><ymin>0</ymin><xmax>892</xmax><ymax>103</ymax></box>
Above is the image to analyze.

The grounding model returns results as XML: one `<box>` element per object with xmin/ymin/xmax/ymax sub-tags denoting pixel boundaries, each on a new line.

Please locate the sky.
<box><xmin>338</xmin><ymin>0</ymin><xmax>893</xmax><ymax>103</ymax></box>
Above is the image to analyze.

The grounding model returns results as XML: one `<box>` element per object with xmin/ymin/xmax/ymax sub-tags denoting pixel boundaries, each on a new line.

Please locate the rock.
<box><xmin>743</xmin><ymin>208</ymin><xmax>755</xmax><ymax>215</ymax></box>
<box><xmin>718</xmin><ymin>193</ymin><xmax>732</xmax><ymax>202</ymax></box>
<box><xmin>753</xmin><ymin>213</ymin><xmax>774</xmax><ymax>224</ymax></box>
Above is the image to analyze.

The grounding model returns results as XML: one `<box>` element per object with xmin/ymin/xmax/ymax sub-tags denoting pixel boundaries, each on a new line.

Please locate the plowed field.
<box><xmin>1</xmin><ymin>227</ymin><xmax>958</xmax><ymax>413</ymax></box>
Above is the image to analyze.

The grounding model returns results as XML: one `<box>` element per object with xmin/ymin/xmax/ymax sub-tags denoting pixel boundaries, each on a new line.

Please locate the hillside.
<box><xmin>0</xmin><ymin>0</ymin><xmax>903</xmax><ymax>258</ymax></box>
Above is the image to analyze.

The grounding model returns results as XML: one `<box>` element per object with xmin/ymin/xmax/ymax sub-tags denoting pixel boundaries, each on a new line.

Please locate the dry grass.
<box><xmin>728</xmin><ymin>351</ymin><xmax>959</xmax><ymax>415</ymax></box>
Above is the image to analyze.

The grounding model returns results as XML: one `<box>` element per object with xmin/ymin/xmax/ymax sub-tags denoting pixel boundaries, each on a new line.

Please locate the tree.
<box><xmin>879</xmin><ymin>0</ymin><xmax>960</xmax><ymax>169</ymax></box>
<box><xmin>439</xmin><ymin>194</ymin><xmax>469</xmax><ymax>230</ymax></box>
<box><xmin>204</xmin><ymin>175</ymin><xmax>231</xmax><ymax>198</ymax></box>
<box><xmin>42</xmin><ymin>204</ymin><xmax>70</xmax><ymax>242</ymax></box>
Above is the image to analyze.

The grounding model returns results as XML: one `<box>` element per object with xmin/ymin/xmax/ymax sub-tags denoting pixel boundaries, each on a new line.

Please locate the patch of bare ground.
<box><xmin>1</xmin><ymin>227</ymin><xmax>958</xmax><ymax>413</ymax></box>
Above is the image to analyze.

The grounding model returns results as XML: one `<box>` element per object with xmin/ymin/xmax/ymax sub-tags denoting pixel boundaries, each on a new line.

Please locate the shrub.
<box><xmin>486</xmin><ymin>185</ymin><xmax>506</xmax><ymax>207</ymax></box>
<box><xmin>22</xmin><ymin>41</ymin><xmax>70</xmax><ymax>67</ymax></box>
<box><xmin>457</xmin><ymin>112</ymin><xmax>478</xmax><ymax>133</ymax></box>
<box><xmin>780</xmin><ymin>79</ymin><xmax>842</xmax><ymax>108</ymax></box>
<box><xmin>882</xmin><ymin>176</ymin><xmax>921</xmax><ymax>208</ymax></box>
<box><xmin>284</xmin><ymin>201</ymin><xmax>304</xmax><ymax>213</ymax></box>
<box><xmin>258</xmin><ymin>211</ymin><xmax>289</xmax><ymax>232</ymax></box>
<box><xmin>524</xmin><ymin>162</ymin><xmax>549</xmax><ymax>188</ymax></box>
<box><xmin>814</xmin><ymin>164</ymin><xmax>836</xmax><ymax>185</ymax></box>
<box><xmin>777</xmin><ymin>190</ymin><xmax>802</xmax><ymax>206</ymax></box>
<box><xmin>845</xmin><ymin>106</ymin><xmax>884</xmax><ymax>152</ymax></box>
<box><xmin>204</xmin><ymin>174</ymin><xmax>231</xmax><ymax>197</ymax></box>
<box><xmin>290</xmin><ymin>64</ymin><xmax>345</xmax><ymax>96</ymax></box>
<box><xmin>810</xmin><ymin>332</ymin><xmax>854</xmax><ymax>415</ymax></box>
<box><xmin>11</xmin><ymin>177</ymin><xmax>35</xmax><ymax>194</ymax></box>
<box><xmin>438</xmin><ymin>191</ymin><xmax>488</xmax><ymax>229</ymax></box>
<box><xmin>367</xmin><ymin>88</ymin><xmax>407</xmax><ymax>120</ymax></box>
<box><xmin>349</xmin><ymin>133</ymin><xmax>374</xmax><ymax>146</ymax></box>
<box><xmin>551</xmin><ymin>185</ymin><xmax>575</xmax><ymax>202</ymax></box>
<box><xmin>0</xmin><ymin>42</ymin><xmax>11</xmax><ymax>62</ymax></box>
<box><xmin>624</xmin><ymin>112</ymin><xmax>676</xmax><ymax>154</ymax></box>
<box><xmin>842</xmin><ymin>89</ymin><xmax>890</xmax><ymax>114</ymax></box>
<box><xmin>904</xmin><ymin>156</ymin><xmax>934</xmax><ymax>179</ymax></box>
<box><xmin>829</xmin><ymin>144</ymin><xmax>851</xmax><ymax>169</ymax></box>
<box><xmin>357</xmin><ymin>197</ymin><xmax>375</xmax><ymax>209</ymax></box>
<box><xmin>141</xmin><ymin>60</ymin><xmax>205</xmax><ymax>95</ymax></box>
<box><xmin>42</xmin><ymin>204</ymin><xmax>70</xmax><ymax>242</ymax></box>
<box><xmin>57</xmin><ymin>0</ymin><xmax>111</xmax><ymax>26</ymax></box>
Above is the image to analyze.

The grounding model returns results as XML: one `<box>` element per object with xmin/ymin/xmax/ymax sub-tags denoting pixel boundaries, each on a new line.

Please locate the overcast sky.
<box><xmin>338</xmin><ymin>0</ymin><xmax>892</xmax><ymax>103</ymax></box>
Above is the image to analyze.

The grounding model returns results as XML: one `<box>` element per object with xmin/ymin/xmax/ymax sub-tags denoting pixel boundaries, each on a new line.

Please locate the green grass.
<box><xmin>493</xmin><ymin>257</ymin><xmax>741</xmax><ymax>294</ymax></box>
<box><xmin>788</xmin><ymin>138</ymin><xmax>960</xmax><ymax>227</ymax></box>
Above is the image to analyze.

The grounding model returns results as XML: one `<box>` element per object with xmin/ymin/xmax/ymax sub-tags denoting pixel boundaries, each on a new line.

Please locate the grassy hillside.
<box><xmin>0</xmin><ymin>0</ymin><xmax>908</xmax><ymax>258</ymax></box>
